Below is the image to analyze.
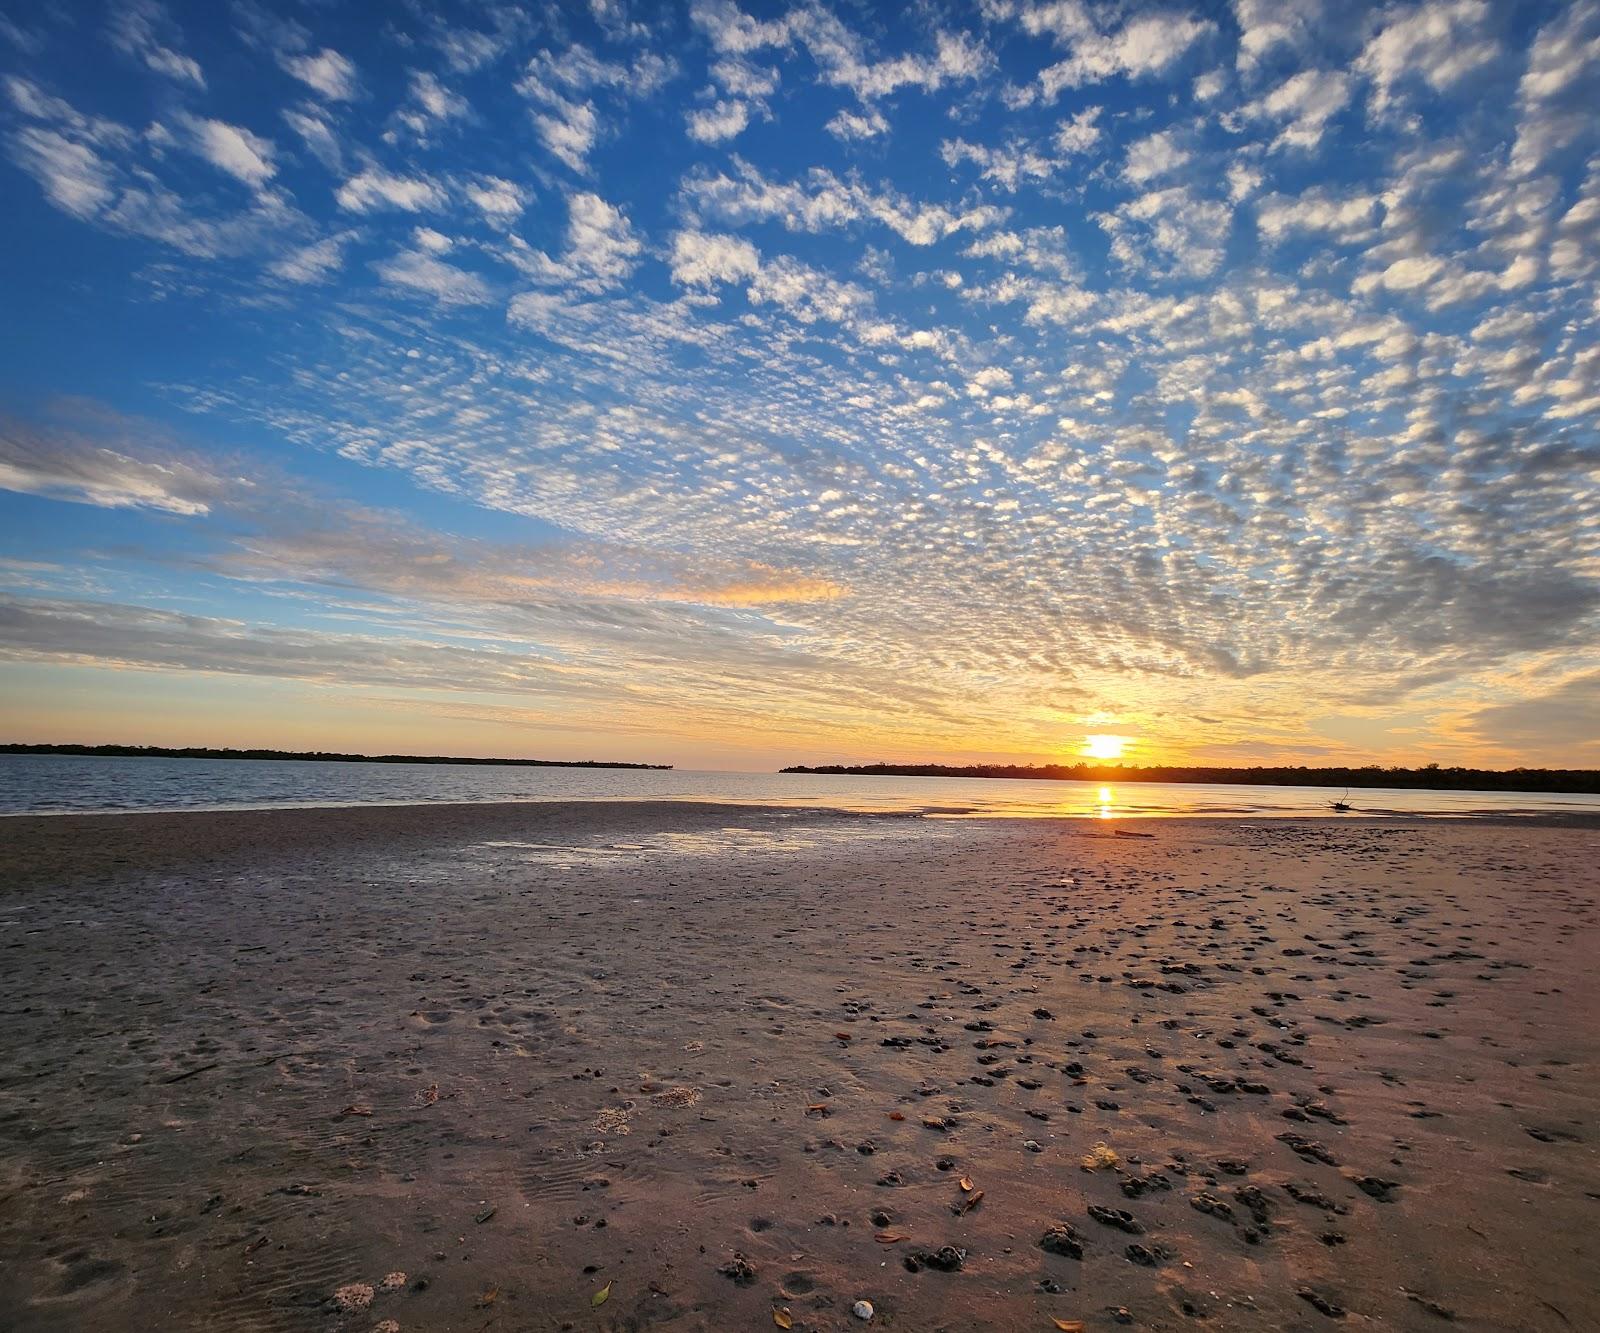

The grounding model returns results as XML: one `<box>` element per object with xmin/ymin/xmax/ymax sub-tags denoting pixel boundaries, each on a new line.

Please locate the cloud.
<box><xmin>1122</xmin><ymin>130</ymin><xmax>1189</xmax><ymax>184</ymax></box>
<box><xmin>687</xmin><ymin>98</ymin><xmax>750</xmax><ymax>143</ymax></box>
<box><xmin>825</xmin><ymin>107</ymin><xmax>888</xmax><ymax>141</ymax></box>
<box><xmin>1014</xmin><ymin>10</ymin><xmax>1214</xmax><ymax>102</ymax></box>
<box><xmin>509</xmin><ymin>191</ymin><xmax>641</xmax><ymax>294</ymax></box>
<box><xmin>466</xmin><ymin>175</ymin><xmax>527</xmax><ymax>221</ymax></box>
<box><xmin>688</xmin><ymin>0</ymin><xmax>793</xmax><ymax>56</ymax></box>
<box><xmin>282</xmin><ymin>105</ymin><xmax>343</xmax><ymax>171</ymax></box>
<box><xmin>108</xmin><ymin>1</ymin><xmax>205</xmax><ymax>87</ymax></box>
<box><xmin>336</xmin><ymin>166</ymin><xmax>446</xmax><ymax>213</ymax></box>
<box><xmin>0</xmin><ymin>415</ymin><xmax>227</xmax><ymax>515</ymax></box>
<box><xmin>1356</xmin><ymin>0</ymin><xmax>1499</xmax><ymax>113</ymax></box>
<box><xmin>179</xmin><ymin>115</ymin><xmax>277</xmax><ymax>186</ymax></box>
<box><xmin>532</xmin><ymin>97</ymin><xmax>599</xmax><ymax>172</ymax></box>
<box><xmin>1257</xmin><ymin>187</ymin><xmax>1380</xmax><ymax>243</ymax></box>
<box><xmin>1100</xmin><ymin>186</ymin><xmax>1232</xmax><ymax>276</ymax></box>
<box><xmin>0</xmin><ymin>593</ymin><xmax>591</xmax><ymax>696</ymax></box>
<box><xmin>5</xmin><ymin>92</ymin><xmax>302</xmax><ymax>258</ymax></box>
<box><xmin>8</xmin><ymin>127</ymin><xmax>116</xmax><ymax>219</ymax></box>
<box><xmin>393</xmin><ymin>70</ymin><xmax>468</xmax><ymax>141</ymax></box>
<box><xmin>281</xmin><ymin>47</ymin><xmax>360</xmax><ymax>101</ymax></box>
<box><xmin>6</xmin><ymin>0</ymin><xmax>1600</xmax><ymax>765</ymax></box>
<box><xmin>691</xmin><ymin>2</ymin><xmax>991</xmax><ymax>102</ymax></box>
<box><xmin>269</xmin><ymin>230</ymin><xmax>356</xmax><ymax>284</ymax></box>
<box><xmin>1462</xmin><ymin>670</ymin><xmax>1600</xmax><ymax>761</ymax></box>
<box><xmin>942</xmin><ymin>137</ymin><xmax>1058</xmax><ymax>191</ymax></box>
<box><xmin>374</xmin><ymin>246</ymin><xmax>491</xmax><ymax>306</ymax></box>
<box><xmin>683</xmin><ymin>160</ymin><xmax>1004</xmax><ymax>246</ymax></box>
<box><xmin>687</xmin><ymin>53</ymin><xmax>780</xmax><ymax>144</ymax></box>
<box><xmin>746</xmin><ymin>254</ymin><xmax>871</xmax><ymax>324</ymax></box>
<box><xmin>669</xmin><ymin>230</ymin><xmax>761</xmax><ymax>286</ymax></box>
<box><xmin>517</xmin><ymin>44</ymin><xmax>674</xmax><ymax>172</ymax></box>
<box><xmin>1054</xmin><ymin>106</ymin><xmax>1103</xmax><ymax>154</ymax></box>
<box><xmin>711</xmin><ymin>57</ymin><xmax>779</xmax><ymax>98</ymax></box>
<box><xmin>1243</xmin><ymin>68</ymin><xmax>1351</xmax><ymax>150</ymax></box>
<box><xmin>209</xmin><ymin>516</ymin><xmax>848</xmax><ymax>612</ymax></box>
<box><xmin>426</xmin><ymin>9</ymin><xmax>533</xmax><ymax>74</ymax></box>
<box><xmin>1231</xmin><ymin>0</ymin><xmax>1326</xmax><ymax>72</ymax></box>
<box><xmin>1510</xmin><ymin>2</ymin><xmax>1600</xmax><ymax>174</ymax></box>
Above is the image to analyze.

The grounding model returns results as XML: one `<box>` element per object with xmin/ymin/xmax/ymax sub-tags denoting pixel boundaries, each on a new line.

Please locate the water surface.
<box><xmin>2</xmin><ymin>753</ymin><xmax>1594</xmax><ymax>820</ymax></box>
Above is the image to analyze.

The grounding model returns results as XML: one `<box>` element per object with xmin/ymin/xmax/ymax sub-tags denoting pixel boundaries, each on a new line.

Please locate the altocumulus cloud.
<box><xmin>0</xmin><ymin>0</ymin><xmax>1596</xmax><ymax>764</ymax></box>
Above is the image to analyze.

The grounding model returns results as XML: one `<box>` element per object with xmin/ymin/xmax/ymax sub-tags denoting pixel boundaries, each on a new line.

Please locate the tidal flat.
<box><xmin>1</xmin><ymin>802</ymin><xmax>1596</xmax><ymax>1331</ymax></box>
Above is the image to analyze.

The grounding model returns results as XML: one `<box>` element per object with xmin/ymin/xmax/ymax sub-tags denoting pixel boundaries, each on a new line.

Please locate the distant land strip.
<box><xmin>781</xmin><ymin>762</ymin><xmax>1600</xmax><ymax>795</ymax></box>
<box><xmin>1</xmin><ymin>744</ymin><xmax>671</xmax><ymax>770</ymax></box>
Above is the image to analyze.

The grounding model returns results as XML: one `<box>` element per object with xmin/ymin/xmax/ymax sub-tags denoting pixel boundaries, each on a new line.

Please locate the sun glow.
<box><xmin>1083</xmin><ymin>734</ymin><xmax>1127</xmax><ymax>760</ymax></box>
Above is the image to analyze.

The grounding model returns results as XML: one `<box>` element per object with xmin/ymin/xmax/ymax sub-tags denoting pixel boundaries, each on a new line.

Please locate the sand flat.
<box><xmin>0</xmin><ymin>802</ymin><xmax>1596</xmax><ymax>1331</ymax></box>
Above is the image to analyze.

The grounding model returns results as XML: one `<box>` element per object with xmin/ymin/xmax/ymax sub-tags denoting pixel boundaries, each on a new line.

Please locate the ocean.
<box><xmin>1</xmin><ymin>753</ymin><xmax>1595</xmax><ymax>820</ymax></box>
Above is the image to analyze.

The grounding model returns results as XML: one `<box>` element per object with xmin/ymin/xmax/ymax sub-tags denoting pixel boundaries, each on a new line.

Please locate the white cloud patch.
<box><xmin>281</xmin><ymin>47</ymin><xmax>360</xmax><ymax>101</ymax></box>
<box><xmin>374</xmin><ymin>246</ymin><xmax>491</xmax><ymax>305</ymax></box>
<box><xmin>746</xmin><ymin>254</ymin><xmax>870</xmax><ymax>323</ymax></box>
<box><xmin>180</xmin><ymin>115</ymin><xmax>277</xmax><ymax>186</ymax></box>
<box><xmin>1054</xmin><ymin>106</ymin><xmax>1103</xmax><ymax>154</ymax></box>
<box><xmin>108</xmin><ymin>0</ymin><xmax>205</xmax><ymax>87</ymax></box>
<box><xmin>269</xmin><ymin>230</ymin><xmax>356</xmax><ymax>284</ymax></box>
<box><xmin>684</xmin><ymin>161</ymin><xmax>1005</xmax><ymax>246</ymax></box>
<box><xmin>669</xmin><ymin>230</ymin><xmax>761</xmax><ymax>286</ymax></box>
<box><xmin>687</xmin><ymin>99</ymin><xmax>750</xmax><ymax>143</ymax></box>
<box><xmin>518</xmin><ymin>45</ymin><xmax>674</xmax><ymax>173</ymax></box>
<box><xmin>1122</xmin><ymin>130</ymin><xmax>1189</xmax><ymax>184</ymax></box>
<box><xmin>512</xmin><ymin>191</ymin><xmax>642</xmax><ymax>294</ymax></box>
<box><xmin>826</xmin><ymin>107</ymin><xmax>888</xmax><ymax>140</ymax></box>
<box><xmin>691</xmin><ymin>1</ymin><xmax>991</xmax><ymax>101</ymax></box>
<box><xmin>1100</xmin><ymin>186</ymin><xmax>1232</xmax><ymax>277</ymax></box>
<box><xmin>1356</xmin><ymin>0</ymin><xmax>1499</xmax><ymax>113</ymax></box>
<box><xmin>466</xmin><ymin>175</ymin><xmax>527</xmax><ymax>222</ymax></box>
<box><xmin>1231</xmin><ymin>0</ymin><xmax>1326</xmax><ymax>72</ymax></box>
<box><xmin>1510</xmin><ymin>2</ymin><xmax>1600</xmax><ymax>175</ymax></box>
<box><xmin>533</xmin><ymin>98</ymin><xmax>599</xmax><ymax>173</ymax></box>
<box><xmin>1014</xmin><ymin>9</ymin><xmax>1214</xmax><ymax>103</ymax></box>
<box><xmin>393</xmin><ymin>70</ymin><xmax>468</xmax><ymax>142</ymax></box>
<box><xmin>282</xmin><ymin>105</ymin><xmax>343</xmax><ymax>172</ymax></box>
<box><xmin>943</xmin><ymin>137</ymin><xmax>1058</xmax><ymax>191</ymax></box>
<box><xmin>1243</xmin><ymin>68</ymin><xmax>1351</xmax><ymax>150</ymax></box>
<box><xmin>1257</xmin><ymin>188</ymin><xmax>1381</xmax><ymax>244</ymax></box>
<box><xmin>8</xmin><ymin>127</ymin><xmax>116</xmax><ymax>219</ymax></box>
<box><xmin>336</xmin><ymin>166</ymin><xmax>446</xmax><ymax>213</ymax></box>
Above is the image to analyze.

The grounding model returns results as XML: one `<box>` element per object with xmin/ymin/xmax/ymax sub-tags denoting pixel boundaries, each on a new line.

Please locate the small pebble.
<box><xmin>853</xmin><ymin>1299</ymin><xmax>875</xmax><ymax>1320</ymax></box>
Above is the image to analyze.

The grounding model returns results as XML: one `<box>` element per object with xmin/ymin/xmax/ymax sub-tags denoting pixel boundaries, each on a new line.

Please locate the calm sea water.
<box><xmin>0</xmin><ymin>753</ymin><xmax>1595</xmax><ymax>820</ymax></box>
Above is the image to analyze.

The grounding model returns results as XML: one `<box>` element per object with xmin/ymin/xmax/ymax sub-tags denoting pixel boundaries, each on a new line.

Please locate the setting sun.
<box><xmin>1083</xmin><ymin>734</ymin><xmax>1128</xmax><ymax>761</ymax></box>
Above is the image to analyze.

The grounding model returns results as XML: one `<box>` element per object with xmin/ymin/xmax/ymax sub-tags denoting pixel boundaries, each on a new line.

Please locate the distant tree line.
<box><xmin>1</xmin><ymin>743</ymin><xmax>671</xmax><ymax>770</ymax></box>
<box><xmin>780</xmin><ymin>761</ymin><xmax>1600</xmax><ymax>794</ymax></box>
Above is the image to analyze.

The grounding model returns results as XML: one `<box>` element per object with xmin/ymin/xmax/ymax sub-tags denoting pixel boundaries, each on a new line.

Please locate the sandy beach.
<box><xmin>1</xmin><ymin>802</ymin><xmax>1596</xmax><ymax>1332</ymax></box>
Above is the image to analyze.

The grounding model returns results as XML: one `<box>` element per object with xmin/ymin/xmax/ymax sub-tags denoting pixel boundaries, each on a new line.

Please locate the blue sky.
<box><xmin>0</xmin><ymin>0</ymin><xmax>1596</xmax><ymax>769</ymax></box>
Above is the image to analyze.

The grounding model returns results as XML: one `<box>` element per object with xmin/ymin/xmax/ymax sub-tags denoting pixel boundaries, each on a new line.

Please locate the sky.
<box><xmin>0</xmin><ymin>0</ymin><xmax>1596</xmax><ymax>772</ymax></box>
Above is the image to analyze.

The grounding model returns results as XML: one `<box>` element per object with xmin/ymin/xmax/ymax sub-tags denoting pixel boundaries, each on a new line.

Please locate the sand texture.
<box><xmin>0</xmin><ymin>801</ymin><xmax>1597</xmax><ymax>1331</ymax></box>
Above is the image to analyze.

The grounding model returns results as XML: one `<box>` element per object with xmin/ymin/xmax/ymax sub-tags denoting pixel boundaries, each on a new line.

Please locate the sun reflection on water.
<box><xmin>1098</xmin><ymin>785</ymin><xmax>1114</xmax><ymax>819</ymax></box>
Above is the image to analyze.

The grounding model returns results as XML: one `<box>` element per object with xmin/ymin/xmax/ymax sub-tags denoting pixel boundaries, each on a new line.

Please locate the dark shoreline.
<box><xmin>782</xmin><ymin>762</ymin><xmax>1600</xmax><ymax>794</ymax></box>
<box><xmin>0</xmin><ymin>743</ymin><xmax>671</xmax><ymax>769</ymax></box>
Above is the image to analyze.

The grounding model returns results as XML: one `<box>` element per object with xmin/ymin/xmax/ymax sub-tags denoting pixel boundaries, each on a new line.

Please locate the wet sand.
<box><xmin>1</xmin><ymin>802</ymin><xmax>1596</xmax><ymax>1331</ymax></box>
